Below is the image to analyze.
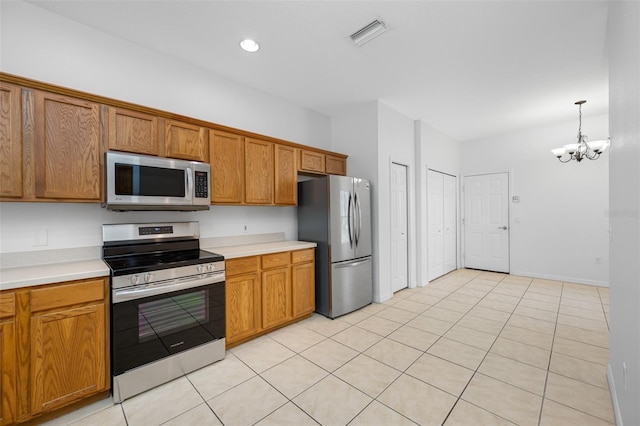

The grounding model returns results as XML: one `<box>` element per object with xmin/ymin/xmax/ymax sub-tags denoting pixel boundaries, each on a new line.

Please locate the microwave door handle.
<box><xmin>186</xmin><ymin>168</ymin><xmax>193</xmax><ymax>200</ymax></box>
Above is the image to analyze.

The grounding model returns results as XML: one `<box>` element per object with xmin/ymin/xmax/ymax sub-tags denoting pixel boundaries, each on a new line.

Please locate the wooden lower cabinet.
<box><xmin>0</xmin><ymin>277</ymin><xmax>109</xmax><ymax>425</ymax></box>
<box><xmin>225</xmin><ymin>248</ymin><xmax>315</xmax><ymax>348</ymax></box>
<box><xmin>225</xmin><ymin>271</ymin><xmax>261</xmax><ymax>344</ymax></box>
<box><xmin>0</xmin><ymin>291</ymin><xmax>16</xmax><ymax>426</ymax></box>
<box><xmin>261</xmin><ymin>267</ymin><xmax>291</xmax><ymax>329</ymax></box>
<box><xmin>292</xmin><ymin>261</ymin><xmax>315</xmax><ymax>318</ymax></box>
<box><xmin>30</xmin><ymin>303</ymin><xmax>105</xmax><ymax>414</ymax></box>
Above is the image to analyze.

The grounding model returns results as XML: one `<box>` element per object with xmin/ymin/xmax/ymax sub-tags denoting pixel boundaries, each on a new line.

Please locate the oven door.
<box><xmin>111</xmin><ymin>273</ymin><xmax>224</xmax><ymax>376</ymax></box>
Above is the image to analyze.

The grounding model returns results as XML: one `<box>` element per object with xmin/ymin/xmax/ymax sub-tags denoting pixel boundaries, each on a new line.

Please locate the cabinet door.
<box><xmin>244</xmin><ymin>138</ymin><xmax>273</xmax><ymax>204</ymax></box>
<box><xmin>325</xmin><ymin>155</ymin><xmax>347</xmax><ymax>176</ymax></box>
<box><xmin>299</xmin><ymin>150</ymin><xmax>325</xmax><ymax>173</ymax></box>
<box><xmin>33</xmin><ymin>91</ymin><xmax>101</xmax><ymax>200</ymax></box>
<box><xmin>108</xmin><ymin>106</ymin><xmax>158</xmax><ymax>155</ymax></box>
<box><xmin>274</xmin><ymin>144</ymin><xmax>297</xmax><ymax>205</ymax></box>
<box><xmin>292</xmin><ymin>262</ymin><xmax>315</xmax><ymax>318</ymax></box>
<box><xmin>210</xmin><ymin>130</ymin><xmax>244</xmax><ymax>204</ymax></box>
<box><xmin>225</xmin><ymin>273</ymin><xmax>261</xmax><ymax>345</ymax></box>
<box><xmin>30</xmin><ymin>303</ymin><xmax>106</xmax><ymax>414</ymax></box>
<box><xmin>0</xmin><ymin>83</ymin><xmax>23</xmax><ymax>198</ymax></box>
<box><xmin>165</xmin><ymin>120</ymin><xmax>207</xmax><ymax>162</ymax></box>
<box><xmin>261</xmin><ymin>267</ymin><xmax>291</xmax><ymax>329</ymax></box>
<box><xmin>0</xmin><ymin>321</ymin><xmax>16</xmax><ymax>426</ymax></box>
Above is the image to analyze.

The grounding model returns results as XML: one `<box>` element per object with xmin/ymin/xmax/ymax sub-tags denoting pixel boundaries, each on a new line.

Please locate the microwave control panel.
<box><xmin>194</xmin><ymin>171</ymin><xmax>209</xmax><ymax>198</ymax></box>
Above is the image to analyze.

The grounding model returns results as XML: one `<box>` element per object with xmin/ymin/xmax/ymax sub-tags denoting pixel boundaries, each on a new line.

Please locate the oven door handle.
<box><xmin>112</xmin><ymin>272</ymin><xmax>225</xmax><ymax>303</ymax></box>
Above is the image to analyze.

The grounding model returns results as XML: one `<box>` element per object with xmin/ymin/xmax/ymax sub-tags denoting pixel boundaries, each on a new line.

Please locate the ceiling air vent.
<box><xmin>350</xmin><ymin>19</ymin><xmax>387</xmax><ymax>46</ymax></box>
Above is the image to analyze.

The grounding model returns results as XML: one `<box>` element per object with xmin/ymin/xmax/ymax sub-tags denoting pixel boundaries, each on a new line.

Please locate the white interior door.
<box><xmin>391</xmin><ymin>163</ymin><xmax>408</xmax><ymax>292</ymax></box>
<box><xmin>464</xmin><ymin>173</ymin><xmax>510</xmax><ymax>273</ymax></box>
<box><xmin>443</xmin><ymin>173</ymin><xmax>457</xmax><ymax>274</ymax></box>
<box><xmin>428</xmin><ymin>170</ymin><xmax>444</xmax><ymax>280</ymax></box>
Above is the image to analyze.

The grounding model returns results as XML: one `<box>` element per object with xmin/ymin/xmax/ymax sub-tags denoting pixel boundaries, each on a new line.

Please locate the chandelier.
<box><xmin>551</xmin><ymin>100</ymin><xmax>609</xmax><ymax>163</ymax></box>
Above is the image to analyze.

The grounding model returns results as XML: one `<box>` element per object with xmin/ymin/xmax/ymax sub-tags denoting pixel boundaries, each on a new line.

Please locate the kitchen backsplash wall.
<box><xmin>0</xmin><ymin>203</ymin><xmax>296</xmax><ymax>254</ymax></box>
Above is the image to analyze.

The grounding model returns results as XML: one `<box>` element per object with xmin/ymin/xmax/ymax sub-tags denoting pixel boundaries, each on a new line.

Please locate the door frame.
<box><xmin>389</xmin><ymin>160</ymin><xmax>410</xmax><ymax>292</ymax></box>
<box><xmin>461</xmin><ymin>171</ymin><xmax>512</xmax><ymax>273</ymax></box>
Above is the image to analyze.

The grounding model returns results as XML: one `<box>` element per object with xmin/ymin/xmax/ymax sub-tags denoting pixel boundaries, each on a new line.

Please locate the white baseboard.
<box><xmin>607</xmin><ymin>364</ymin><xmax>623</xmax><ymax>426</ymax></box>
<box><xmin>510</xmin><ymin>270</ymin><xmax>609</xmax><ymax>287</ymax></box>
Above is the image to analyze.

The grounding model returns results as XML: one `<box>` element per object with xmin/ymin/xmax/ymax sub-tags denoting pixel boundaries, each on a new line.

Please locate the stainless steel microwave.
<box><xmin>105</xmin><ymin>151</ymin><xmax>210</xmax><ymax>211</ymax></box>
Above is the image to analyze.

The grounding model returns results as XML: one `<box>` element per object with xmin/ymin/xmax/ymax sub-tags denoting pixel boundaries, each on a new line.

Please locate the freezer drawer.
<box><xmin>330</xmin><ymin>257</ymin><xmax>372</xmax><ymax>318</ymax></box>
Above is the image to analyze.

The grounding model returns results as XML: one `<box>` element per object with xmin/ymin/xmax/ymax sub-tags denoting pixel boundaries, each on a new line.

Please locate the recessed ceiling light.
<box><xmin>240</xmin><ymin>39</ymin><xmax>260</xmax><ymax>53</ymax></box>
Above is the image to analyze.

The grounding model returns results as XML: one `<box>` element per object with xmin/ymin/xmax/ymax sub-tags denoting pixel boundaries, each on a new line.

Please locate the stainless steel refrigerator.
<box><xmin>298</xmin><ymin>175</ymin><xmax>372</xmax><ymax>318</ymax></box>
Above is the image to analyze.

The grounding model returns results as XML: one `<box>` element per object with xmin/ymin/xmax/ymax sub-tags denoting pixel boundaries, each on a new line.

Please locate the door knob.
<box><xmin>498</xmin><ymin>226</ymin><xmax>508</xmax><ymax>230</ymax></box>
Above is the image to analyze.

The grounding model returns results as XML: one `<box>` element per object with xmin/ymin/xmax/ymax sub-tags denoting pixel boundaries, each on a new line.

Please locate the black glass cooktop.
<box><xmin>103</xmin><ymin>239</ymin><xmax>223</xmax><ymax>276</ymax></box>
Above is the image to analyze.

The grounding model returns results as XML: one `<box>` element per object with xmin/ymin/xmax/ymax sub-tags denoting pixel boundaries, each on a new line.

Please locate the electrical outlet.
<box><xmin>243</xmin><ymin>225</ymin><xmax>248</xmax><ymax>233</ymax></box>
<box><xmin>33</xmin><ymin>229</ymin><xmax>48</xmax><ymax>247</ymax></box>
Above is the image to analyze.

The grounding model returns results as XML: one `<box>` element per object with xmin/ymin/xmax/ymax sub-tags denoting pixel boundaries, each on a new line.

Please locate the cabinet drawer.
<box><xmin>0</xmin><ymin>292</ymin><xmax>15</xmax><ymax>319</ymax></box>
<box><xmin>292</xmin><ymin>248</ymin><xmax>314</xmax><ymax>264</ymax></box>
<box><xmin>226</xmin><ymin>256</ymin><xmax>259</xmax><ymax>276</ymax></box>
<box><xmin>30</xmin><ymin>278</ymin><xmax>105</xmax><ymax>313</ymax></box>
<box><xmin>261</xmin><ymin>252</ymin><xmax>291</xmax><ymax>269</ymax></box>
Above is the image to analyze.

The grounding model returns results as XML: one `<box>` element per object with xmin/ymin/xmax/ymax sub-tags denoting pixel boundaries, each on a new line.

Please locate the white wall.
<box><xmin>415</xmin><ymin>121</ymin><xmax>461</xmax><ymax>285</ymax></box>
<box><xmin>377</xmin><ymin>102</ymin><xmax>417</xmax><ymax>300</ymax></box>
<box><xmin>460</xmin><ymin>115</ymin><xmax>610</xmax><ymax>286</ymax></box>
<box><xmin>330</xmin><ymin>102</ymin><xmax>382</xmax><ymax>300</ymax></box>
<box><xmin>0</xmin><ymin>203</ymin><xmax>296</xmax><ymax>254</ymax></box>
<box><xmin>330</xmin><ymin>101</ymin><xmax>416</xmax><ymax>302</ymax></box>
<box><xmin>0</xmin><ymin>1</ymin><xmax>331</xmax><ymax>254</ymax></box>
<box><xmin>607</xmin><ymin>2</ymin><xmax>640</xmax><ymax>424</ymax></box>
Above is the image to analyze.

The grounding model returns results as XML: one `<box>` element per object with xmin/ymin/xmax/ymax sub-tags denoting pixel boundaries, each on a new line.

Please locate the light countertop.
<box><xmin>0</xmin><ymin>237</ymin><xmax>316</xmax><ymax>291</ymax></box>
<box><xmin>202</xmin><ymin>240</ymin><xmax>317</xmax><ymax>259</ymax></box>
<box><xmin>0</xmin><ymin>259</ymin><xmax>110</xmax><ymax>291</ymax></box>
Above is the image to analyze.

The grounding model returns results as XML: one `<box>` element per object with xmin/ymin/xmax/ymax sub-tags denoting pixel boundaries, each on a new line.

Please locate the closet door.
<box><xmin>428</xmin><ymin>170</ymin><xmax>457</xmax><ymax>281</ymax></box>
<box><xmin>428</xmin><ymin>170</ymin><xmax>444</xmax><ymax>280</ymax></box>
<box><xmin>443</xmin><ymin>174</ymin><xmax>457</xmax><ymax>274</ymax></box>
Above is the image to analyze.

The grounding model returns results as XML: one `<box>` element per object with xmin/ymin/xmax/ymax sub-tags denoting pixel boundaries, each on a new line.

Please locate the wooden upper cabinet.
<box><xmin>299</xmin><ymin>149</ymin><xmax>325</xmax><ymax>173</ymax></box>
<box><xmin>274</xmin><ymin>144</ymin><xmax>297</xmax><ymax>206</ymax></box>
<box><xmin>325</xmin><ymin>154</ymin><xmax>347</xmax><ymax>176</ymax></box>
<box><xmin>165</xmin><ymin>119</ymin><xmax>207</xmax><ymax>162</ymax></box>
<box><xmin>33</xmin><ymin>90</ymin><xmax>101</xmax><ymax>201</ymax></box>
<box><xmin>210</xmin><ymin>130</ymin><xmax>244</xmax><ymax>204</ymax></box>
<box><xmin>244</xmin><ymin>138</ymin><xmax>273</xmax><ymax>204</ymax></box>
<box><xmin>107</xmin><ymin>106</ymin><xmax>158</xmax><ymax>155</ymax></box>
<box><xmin>0</xmin><ymin>83</ymin><xmax>23</xmax><ymax>199</ymax></box>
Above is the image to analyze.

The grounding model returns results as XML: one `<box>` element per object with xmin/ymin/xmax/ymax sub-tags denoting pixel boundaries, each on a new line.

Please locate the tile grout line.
<box><xmin>536</xmin><ymin>280</ymin><xmax>563</xmax><ymax>426</ymax></box>
<box><xmin>439</xmin><ymin>271</ymin><xmax>537</xmax><ymax>425</ymax></box>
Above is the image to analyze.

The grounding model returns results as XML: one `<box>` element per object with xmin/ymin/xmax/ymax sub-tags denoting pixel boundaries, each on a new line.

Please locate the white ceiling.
<box><xmin>27</xmin><ymin>1</ymin><xmax>610</xmax><ymax>142</ymax></box>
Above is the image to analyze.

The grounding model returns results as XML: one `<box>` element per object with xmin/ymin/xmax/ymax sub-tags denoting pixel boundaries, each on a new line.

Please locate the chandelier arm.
<box><xmin>558</xmin><ymin>156</ymin><xmax>573</xmax><ymax>163</ymax></box>
<box><xmin>589</xmin><ymin>152</ymin><xmax>601</xmax><ymax>160</ymax></box>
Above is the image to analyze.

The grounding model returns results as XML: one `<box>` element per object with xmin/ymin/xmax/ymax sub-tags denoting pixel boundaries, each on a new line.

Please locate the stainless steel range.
<box><xmin>102</xmin><ymin>222</ymin><xmax>225</xmax><ymax>403</ymax></box>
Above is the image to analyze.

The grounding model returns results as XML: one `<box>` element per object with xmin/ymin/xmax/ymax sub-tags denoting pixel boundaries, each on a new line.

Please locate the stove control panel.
<box><xmin>111</xmin><ymin>260</ymin><xmax>225</xmax><ymax>290</ymax></box>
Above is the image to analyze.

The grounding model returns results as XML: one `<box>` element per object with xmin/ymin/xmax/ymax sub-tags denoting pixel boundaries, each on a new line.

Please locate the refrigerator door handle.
<box><xmin>355</xmin><ymin>192</ymin><xmax>362</xmax><ymax>246</ymax></box>
<box><xmin>347</xmin><ymin>192</ymin><xmax>354</xmax><ymax>248</ymax></box>
<box><xmin>334</xmin><ymin>258</ymin><xmax>372</xmax><ymax>269</ymax></box>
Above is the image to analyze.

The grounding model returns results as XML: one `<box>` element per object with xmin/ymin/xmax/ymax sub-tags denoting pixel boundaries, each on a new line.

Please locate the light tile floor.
<box><xmin>49</xmin><ymin>269</ymin><xmax>614</xmax><ymax>426</ymax></box>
